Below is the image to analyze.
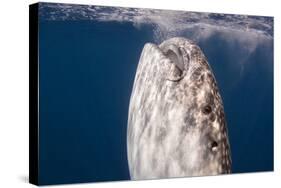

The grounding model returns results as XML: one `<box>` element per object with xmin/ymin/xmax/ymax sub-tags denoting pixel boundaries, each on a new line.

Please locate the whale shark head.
<box><xmin>127</xmin><ymin>37</ymin><xmax>231</xmax><ymax>180</ymax></box>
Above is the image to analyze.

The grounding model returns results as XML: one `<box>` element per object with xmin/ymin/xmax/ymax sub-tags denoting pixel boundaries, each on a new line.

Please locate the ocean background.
<box><xmin>38</xmin><ymin>3</ymin><xmax>273</xmax><ymax>185</ymax></box>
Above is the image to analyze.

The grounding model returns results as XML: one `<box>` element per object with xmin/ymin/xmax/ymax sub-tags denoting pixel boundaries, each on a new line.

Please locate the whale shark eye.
<box><xmin>211</xmin><ymin>141</ymin><xmax>218</xmax><ymax>151</ymax></box>
<box><xmin>202</xmin><ymin>105</ymin><xmax>212</xmax><ymax>114</ymax></box>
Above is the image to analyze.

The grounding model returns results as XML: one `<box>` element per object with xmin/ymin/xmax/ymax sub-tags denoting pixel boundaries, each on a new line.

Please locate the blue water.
<box><xmin>38</xmin><ymin>19</ymin><xmax>273</xmax><ymax>185</ymax></box>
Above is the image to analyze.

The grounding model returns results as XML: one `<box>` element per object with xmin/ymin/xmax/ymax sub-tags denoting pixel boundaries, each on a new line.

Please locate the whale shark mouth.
<box><xmin>159</xmin><ymin>41</ymin><xmax>191</xmax><ymax>82</ymax></box>
<box><xmin>161</xmin><ymin>44</ymin><xmax>185</xmax><ymax>71</ymax></box>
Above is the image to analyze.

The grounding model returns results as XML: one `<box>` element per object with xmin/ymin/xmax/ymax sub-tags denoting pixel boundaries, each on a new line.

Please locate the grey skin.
<box><xmin>127</xmin><ymin>37</ymin><xmax>231</xmax><ymax>180</ymax></box>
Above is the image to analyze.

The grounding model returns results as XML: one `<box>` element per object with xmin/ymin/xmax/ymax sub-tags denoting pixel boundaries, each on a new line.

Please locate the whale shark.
<box><xmin>127</xmin><ymin>37</ymin><xmax>231</xmax><ymax>180</ymax></box>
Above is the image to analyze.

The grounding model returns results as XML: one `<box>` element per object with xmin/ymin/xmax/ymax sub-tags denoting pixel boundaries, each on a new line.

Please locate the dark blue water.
<box><xmin>39</xmin><ymin>20</ymin><xmax>273</xmax><ymax>185</ymax></box>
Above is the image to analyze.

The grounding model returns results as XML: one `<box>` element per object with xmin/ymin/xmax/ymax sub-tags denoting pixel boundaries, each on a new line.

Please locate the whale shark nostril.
<box><xmin>202</xmin><ymin>105</ymin><xmax>212</xmax><ymax>114</ymax></box>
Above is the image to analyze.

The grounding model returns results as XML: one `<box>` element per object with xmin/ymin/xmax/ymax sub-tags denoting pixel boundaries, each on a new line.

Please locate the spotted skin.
<box><xmin>127</xmin><ymin>37</ymin><xmax>231</xmax><ymax>180</ymax></box>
